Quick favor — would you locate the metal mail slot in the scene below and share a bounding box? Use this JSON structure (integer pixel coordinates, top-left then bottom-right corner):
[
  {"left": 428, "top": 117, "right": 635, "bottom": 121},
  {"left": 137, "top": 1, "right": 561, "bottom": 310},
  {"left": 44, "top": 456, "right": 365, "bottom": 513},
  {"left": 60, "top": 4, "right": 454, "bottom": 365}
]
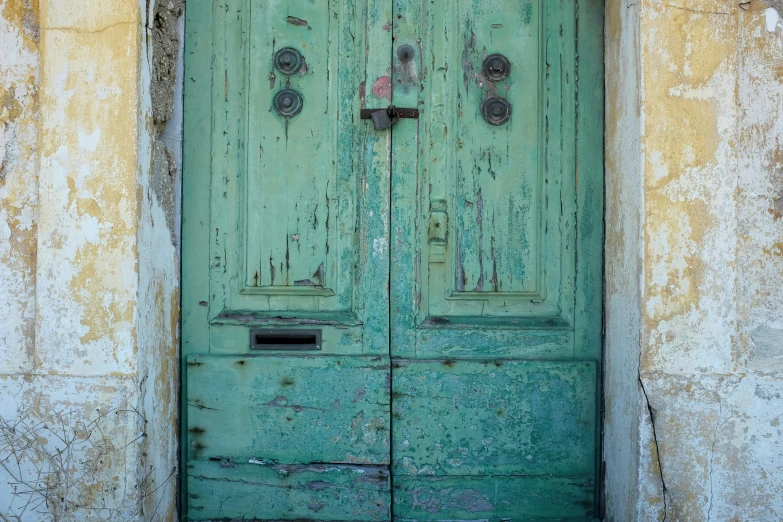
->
[{"left": 250, "top": 329, "right": 322, "bottom": 351}]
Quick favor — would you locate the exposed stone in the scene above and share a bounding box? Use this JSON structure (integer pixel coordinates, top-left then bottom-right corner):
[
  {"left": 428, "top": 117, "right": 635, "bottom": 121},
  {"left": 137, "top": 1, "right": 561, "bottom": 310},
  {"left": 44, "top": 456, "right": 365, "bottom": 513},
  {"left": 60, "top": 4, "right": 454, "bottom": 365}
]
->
[
  {"left": 150, "top": 0, "right": 185, "bottom": 126},
  {"left": 152, "top": 138, "right": 176, "bottom": 245}
]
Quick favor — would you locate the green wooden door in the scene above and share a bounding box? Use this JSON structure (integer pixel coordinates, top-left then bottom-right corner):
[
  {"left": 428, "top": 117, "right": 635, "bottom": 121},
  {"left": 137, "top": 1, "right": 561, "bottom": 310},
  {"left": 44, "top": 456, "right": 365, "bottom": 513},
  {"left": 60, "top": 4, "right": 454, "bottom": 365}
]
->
[{"left": 182, "top": 1, "right": 603, "bottom": 520}]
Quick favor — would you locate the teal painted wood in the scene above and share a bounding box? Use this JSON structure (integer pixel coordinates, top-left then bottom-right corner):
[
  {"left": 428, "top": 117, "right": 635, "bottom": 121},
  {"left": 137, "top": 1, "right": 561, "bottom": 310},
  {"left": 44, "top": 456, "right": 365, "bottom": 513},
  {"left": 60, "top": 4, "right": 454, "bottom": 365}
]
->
[
  {"left": 200, "top": 0, "right": 392, "bottom": 356},
  {"left": 188, "top": 460, "right": 390, "bottom": 521},
  {"left": 183, "top": 0, "right": 604, "bottom": 518},
  {"left": 574, "top": 0, "right": 606, "bottom": 510},
  {"left": 187, "top": 354, "right": 390, "bottom": 465},
  {"left": 393, "top": 475, "right": 595, "bottom": 521},
  {"left": 389, "top": 0, "right": 603, "bottom": 519},
  {"left": 182, "top": 0, "right": 394, "bottom": 518},
  {"left": 390, "top": 0, "right": 583, "bottom": 361},
  {"left": 181, "top": 0, "right": 214, "bottom": 512},
  {"left": 392, "top": 360, "right": 596, "bottom": 477}
]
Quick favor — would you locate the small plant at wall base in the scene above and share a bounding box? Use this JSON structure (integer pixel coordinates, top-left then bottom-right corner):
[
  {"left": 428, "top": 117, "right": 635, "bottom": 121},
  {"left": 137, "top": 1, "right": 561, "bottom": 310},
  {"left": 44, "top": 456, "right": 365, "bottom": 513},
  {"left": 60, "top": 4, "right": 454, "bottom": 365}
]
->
[{"left": 0, "top": 397, "right": 173, "bottom": 521}]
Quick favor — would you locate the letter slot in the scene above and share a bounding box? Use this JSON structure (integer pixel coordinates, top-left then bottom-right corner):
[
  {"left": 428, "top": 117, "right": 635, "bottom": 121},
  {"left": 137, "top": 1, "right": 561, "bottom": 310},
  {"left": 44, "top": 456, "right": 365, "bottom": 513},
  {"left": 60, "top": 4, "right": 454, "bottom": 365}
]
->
[{"left": 250, "top": 330, "right": 322, "bottom": 351}]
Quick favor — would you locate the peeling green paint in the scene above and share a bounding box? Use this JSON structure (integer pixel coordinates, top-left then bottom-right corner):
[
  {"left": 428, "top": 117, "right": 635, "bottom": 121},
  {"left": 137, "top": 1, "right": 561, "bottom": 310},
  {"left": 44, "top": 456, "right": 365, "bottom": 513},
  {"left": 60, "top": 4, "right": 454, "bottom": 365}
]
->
[{"left": 182, "top": 0, "right": 604, "bottom": 519}]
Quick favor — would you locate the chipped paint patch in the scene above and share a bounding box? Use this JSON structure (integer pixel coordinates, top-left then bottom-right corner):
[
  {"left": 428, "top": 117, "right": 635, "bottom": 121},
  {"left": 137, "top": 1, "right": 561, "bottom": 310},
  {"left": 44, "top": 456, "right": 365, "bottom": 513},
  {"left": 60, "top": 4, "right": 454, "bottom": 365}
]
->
[{"left": 371, "top": 75, "right": 392, "bottom": 100}]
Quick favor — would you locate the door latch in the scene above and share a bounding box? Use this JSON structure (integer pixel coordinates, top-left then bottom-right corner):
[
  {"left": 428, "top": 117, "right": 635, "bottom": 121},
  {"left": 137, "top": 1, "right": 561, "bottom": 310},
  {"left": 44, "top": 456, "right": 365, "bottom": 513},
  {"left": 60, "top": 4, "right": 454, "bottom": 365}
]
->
[{"left": 361, "top": 106, "right": 419, "bottom": 130}]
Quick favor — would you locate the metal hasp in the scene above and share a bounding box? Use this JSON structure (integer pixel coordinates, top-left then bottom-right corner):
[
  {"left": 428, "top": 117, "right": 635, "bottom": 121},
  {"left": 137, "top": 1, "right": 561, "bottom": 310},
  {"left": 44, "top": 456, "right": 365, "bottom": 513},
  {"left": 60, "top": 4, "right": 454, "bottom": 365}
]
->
[
  {"left": 482, "top": 53, "right": 511, "bottom": 82},
  {"left": 361, "top": 106, "right": 419, "bottom": 130},
  {"left": 397, "top": 44, "right": 415, "bottom": 62},
  {"left": 250, "top": 329, "right": 322, "bottom": 351},
  {"left": 273, "top": 88, "right": 303, "bottom": 118},
  {"left": 274, "top": 47, "right": 304, "bottom": 76},
  {"left": 481, "top": 96, "right": 512, "bottom": 126}
]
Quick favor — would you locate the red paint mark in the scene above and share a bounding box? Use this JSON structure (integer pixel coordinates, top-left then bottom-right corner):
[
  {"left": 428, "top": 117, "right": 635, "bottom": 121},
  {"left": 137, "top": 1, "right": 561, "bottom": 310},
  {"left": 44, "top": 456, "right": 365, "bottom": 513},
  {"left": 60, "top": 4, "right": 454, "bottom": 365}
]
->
[
  {"left": 359, "top": 81, "right": 366, "bottom": 109},
  {"left": 372, "top": 76, "right": 392, "bottom": 101},
  {"left": 383, "top": 22, "right": 391, "bottom": 31}
]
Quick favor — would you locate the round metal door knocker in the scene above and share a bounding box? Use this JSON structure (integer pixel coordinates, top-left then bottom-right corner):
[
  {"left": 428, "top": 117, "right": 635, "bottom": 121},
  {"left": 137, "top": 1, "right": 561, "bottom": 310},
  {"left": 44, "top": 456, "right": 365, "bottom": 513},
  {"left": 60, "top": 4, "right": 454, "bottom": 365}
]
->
[
  {"left": 482, "top": 53, "right": 511, "bottom": 82},
  {"left": 273, "top": 89, "right": 303, "bottom": 118},
  {"left": 274, "top": 47, "right": 304, "bottom": 76},
  {"left": 398, "top": 44, "right": 415, "bottom": 62},
  {"left": 481, "top": 96, "right": 511, "bottom": 126}
]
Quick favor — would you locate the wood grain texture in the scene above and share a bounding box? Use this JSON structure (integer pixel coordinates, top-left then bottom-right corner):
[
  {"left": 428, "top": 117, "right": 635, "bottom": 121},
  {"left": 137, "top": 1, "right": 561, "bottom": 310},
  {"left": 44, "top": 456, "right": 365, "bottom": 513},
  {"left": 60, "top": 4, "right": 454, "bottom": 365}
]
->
[
  {"left": 187, "top": 354, "right": 390, "bottom": 465},
  {"left": 393, "top": 475, "right": 596, "bottom": 520},
  {"left": 392, "top": 360, "right": 597, "bottom": 477},
  {"left": 183, "top": 0, "right": 605, "bottom": 518},
  {"left": 188, "top": 460, "right": 390, "bottom": 521},
  {"left": 390, "top": 0, "right": 583, "bottom": 360}
]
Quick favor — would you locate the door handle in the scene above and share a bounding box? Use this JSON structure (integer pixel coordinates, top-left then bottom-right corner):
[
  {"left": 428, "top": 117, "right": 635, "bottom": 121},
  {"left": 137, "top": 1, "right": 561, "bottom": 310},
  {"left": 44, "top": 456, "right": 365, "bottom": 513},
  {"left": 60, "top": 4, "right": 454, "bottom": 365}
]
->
[{"left": 361, "top": 106, "right": 419, "bottom": 130}]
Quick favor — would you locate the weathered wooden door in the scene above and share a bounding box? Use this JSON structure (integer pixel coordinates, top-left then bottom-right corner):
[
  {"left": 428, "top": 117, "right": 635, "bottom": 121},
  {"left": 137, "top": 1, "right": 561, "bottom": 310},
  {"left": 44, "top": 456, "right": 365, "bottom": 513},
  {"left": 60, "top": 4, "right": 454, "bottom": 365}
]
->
[{"left": 182, "top": 1, "right": 603, "bottom": 520}]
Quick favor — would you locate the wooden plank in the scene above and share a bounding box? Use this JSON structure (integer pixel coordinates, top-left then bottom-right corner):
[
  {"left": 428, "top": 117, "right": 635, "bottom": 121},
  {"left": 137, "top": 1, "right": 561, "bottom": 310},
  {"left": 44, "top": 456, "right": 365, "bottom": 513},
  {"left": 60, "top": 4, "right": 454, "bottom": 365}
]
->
[
  {"left": 181, "top": 0, "right": 215, "bottom": 511},
  {"left": 187, "top": 355, "right": 390, "bottom": 465},
  {"left": 392, "top": 360, "right": 596, "bottom": 477},
  {"left": 574, "top": 0, "right": 606, "bottom": 511},
  {"left": 358, "top": 0, "right": 394, "bottom": 354},
  {"left": 188, "top": 460, "right": 390, "bottom": 521},
  {"left": 573, "top": 0, "right": 605, "bottom": 359},
  {"left": 393, "top": 475, "right": 596, "bottom": 521}
]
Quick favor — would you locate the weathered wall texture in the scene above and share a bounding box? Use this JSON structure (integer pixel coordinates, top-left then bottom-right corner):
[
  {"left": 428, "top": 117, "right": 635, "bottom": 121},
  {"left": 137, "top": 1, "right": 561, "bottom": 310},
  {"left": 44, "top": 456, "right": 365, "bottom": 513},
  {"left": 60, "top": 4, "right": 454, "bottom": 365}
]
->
[
  {"left": 0, "top": 0, "right": 182, "bottom": 520},
  {"left": 605, "top": 1, "right": 783, "bottom": 520}
]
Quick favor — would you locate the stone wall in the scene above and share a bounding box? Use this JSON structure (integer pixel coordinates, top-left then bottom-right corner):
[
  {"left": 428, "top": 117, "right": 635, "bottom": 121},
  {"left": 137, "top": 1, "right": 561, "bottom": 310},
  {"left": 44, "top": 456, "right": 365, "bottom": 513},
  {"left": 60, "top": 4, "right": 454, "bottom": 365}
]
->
[
  {"left": 0, "top": 1, "right": 181, "bottom": 520},
  {"left": 605, "top": 1, "right": 783, "bottom": 519}
]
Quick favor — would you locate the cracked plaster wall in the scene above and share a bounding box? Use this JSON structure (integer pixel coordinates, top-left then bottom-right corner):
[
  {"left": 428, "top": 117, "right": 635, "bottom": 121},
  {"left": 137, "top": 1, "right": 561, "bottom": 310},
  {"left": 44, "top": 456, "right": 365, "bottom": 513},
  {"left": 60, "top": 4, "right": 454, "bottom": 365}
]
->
[
  {"left": 0, "top": 0, "right": 182, "bottom": 520},
  {"left": 605, "top": 0, "right": 783, "bottom": 520}
]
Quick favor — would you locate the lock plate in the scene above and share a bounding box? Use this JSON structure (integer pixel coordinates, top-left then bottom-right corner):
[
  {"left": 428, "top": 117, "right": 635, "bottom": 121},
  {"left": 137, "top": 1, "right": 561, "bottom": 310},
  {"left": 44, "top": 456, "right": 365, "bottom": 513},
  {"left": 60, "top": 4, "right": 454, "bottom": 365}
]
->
[{"left": 361, "top": 106, "right": 419, "bottom": 130}]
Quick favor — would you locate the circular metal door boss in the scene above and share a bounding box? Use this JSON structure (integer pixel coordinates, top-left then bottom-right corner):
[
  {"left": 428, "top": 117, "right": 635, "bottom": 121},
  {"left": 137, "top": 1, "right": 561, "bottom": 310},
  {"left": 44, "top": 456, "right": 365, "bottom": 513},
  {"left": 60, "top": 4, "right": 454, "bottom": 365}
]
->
[
  {"left": 397, "top": 44, "right": 415, "bottom": 62},
  {"left": 481, "top": 97, "right": 511, "bottom": 126},
  {"left": 274, "top": 47, "right": 304, "bottom": 76},
  {"left": 273, "top": 89, "right": 303, "bottom": 118},
  {"left": 482, "top": 53, "right": 511, "bottom": 82}
]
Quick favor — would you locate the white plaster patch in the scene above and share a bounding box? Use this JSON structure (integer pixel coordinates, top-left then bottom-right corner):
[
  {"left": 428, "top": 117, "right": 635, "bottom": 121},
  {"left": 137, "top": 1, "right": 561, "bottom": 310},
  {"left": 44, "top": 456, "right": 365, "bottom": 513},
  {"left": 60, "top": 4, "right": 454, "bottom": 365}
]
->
[
  {"left": 78, "top": 128, "right": 101, "bottom": 152},
  {"left": 765, "top": 8, "right": 781, "bottom": 33}
]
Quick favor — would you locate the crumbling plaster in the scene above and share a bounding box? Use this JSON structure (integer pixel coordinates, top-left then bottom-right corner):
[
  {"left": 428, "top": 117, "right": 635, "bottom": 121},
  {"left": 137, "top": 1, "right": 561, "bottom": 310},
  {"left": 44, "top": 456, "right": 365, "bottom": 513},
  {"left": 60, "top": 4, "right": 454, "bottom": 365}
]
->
[
  {"left": 0, "top": 0, "right": 182, "bottom": 520},
  {"left": 605, "top": 0, "right": 783, "bottom": 520}
]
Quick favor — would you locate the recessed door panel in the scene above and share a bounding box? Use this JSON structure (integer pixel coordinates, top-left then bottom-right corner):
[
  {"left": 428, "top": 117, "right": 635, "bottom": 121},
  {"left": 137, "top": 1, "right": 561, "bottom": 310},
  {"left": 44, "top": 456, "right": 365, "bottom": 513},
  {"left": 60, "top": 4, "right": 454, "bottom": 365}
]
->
[
  {"left": 392, "top": 360, "right": 596, "bottom": 477},
  {"left": 187, "top": 354, "right": 390, "bottom": 465}
]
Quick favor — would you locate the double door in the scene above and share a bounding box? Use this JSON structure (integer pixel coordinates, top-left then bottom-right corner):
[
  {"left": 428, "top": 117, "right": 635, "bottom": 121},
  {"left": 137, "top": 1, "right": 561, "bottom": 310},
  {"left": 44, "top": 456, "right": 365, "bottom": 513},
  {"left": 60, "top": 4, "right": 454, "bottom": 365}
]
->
[{"left": 182, "top": 1, "right": 603, "bottom": 520}]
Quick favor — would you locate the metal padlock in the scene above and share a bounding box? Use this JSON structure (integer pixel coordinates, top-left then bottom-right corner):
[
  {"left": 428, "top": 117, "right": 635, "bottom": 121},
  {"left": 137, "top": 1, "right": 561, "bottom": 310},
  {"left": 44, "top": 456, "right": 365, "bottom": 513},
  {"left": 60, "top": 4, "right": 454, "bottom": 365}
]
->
[{"left": 370, "top": 109, "right": 393, "bottom": 130}]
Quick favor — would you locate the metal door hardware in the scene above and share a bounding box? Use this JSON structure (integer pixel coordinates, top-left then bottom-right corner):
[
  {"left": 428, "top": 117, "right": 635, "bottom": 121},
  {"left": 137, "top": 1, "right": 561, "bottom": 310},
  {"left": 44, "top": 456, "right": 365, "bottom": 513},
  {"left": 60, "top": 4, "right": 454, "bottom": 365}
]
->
[
  {"left": 398, "top": 44, "right": 415, "bottom": 62},
  {"left": 273, "top": 89, "right": 303, "bottom": 117},
  {"left": 482, "top": 53, "right": 511, "bottom": 82},
  {"left": 274, "top": 47, "right": 304, "bottom": 75},
  {"left": 361, "top": 106, "right": 420, "bottom": 130},
  {"left": 250, "top": 329, "right": 322, "bottom": 351},
  {"left": 481, "top": 96, "right": 512, "bottom": 126}
]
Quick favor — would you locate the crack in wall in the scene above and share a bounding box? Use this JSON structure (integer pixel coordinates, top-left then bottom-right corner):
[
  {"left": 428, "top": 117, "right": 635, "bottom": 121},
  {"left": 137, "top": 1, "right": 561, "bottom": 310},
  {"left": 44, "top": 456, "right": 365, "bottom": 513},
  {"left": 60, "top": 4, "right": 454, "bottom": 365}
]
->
[{"left": 638, "top": 371, "right": 669, "bottom": 522}]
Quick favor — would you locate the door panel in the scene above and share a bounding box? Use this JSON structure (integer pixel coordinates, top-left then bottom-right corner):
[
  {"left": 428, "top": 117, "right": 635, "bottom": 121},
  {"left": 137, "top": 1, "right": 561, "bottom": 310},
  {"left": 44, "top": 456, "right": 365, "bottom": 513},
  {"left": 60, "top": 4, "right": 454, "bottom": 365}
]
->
[
  {"left": 392, "top": 360, "right": 596, "bottom": 477},
  {"left": 391, "top": 0, "right": 578, "bottom": 355},
  {"left": 187, "top": 354, "right": 390, "bottom": 465},
  {"left": 200, "top": 0, "right": 392, "bottom": 355},
  {"left": 182, "top": 0, "right": 393, "bottom": 519},
  {"left": 390, "top": 0, "right": 602, "bottom": 520}
]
